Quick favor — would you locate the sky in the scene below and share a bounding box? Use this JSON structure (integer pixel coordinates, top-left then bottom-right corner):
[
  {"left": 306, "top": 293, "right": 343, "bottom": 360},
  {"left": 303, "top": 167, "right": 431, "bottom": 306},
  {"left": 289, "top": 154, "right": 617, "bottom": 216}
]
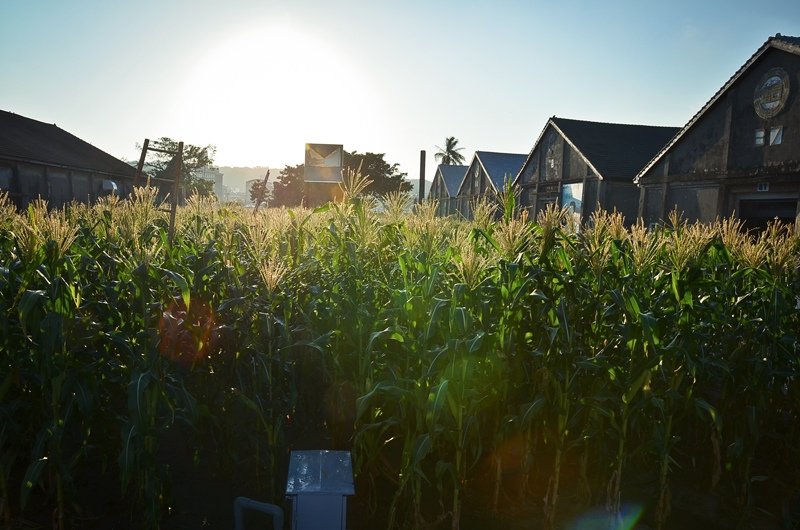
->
[{"left": 2, "top": 0, "right": 799, "bottom": 190}]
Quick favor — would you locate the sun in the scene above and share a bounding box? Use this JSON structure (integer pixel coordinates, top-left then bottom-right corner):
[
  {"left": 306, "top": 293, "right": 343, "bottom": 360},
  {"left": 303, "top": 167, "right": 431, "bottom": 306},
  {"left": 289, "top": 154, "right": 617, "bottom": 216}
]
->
[{"left": 174, "top": 24, "right": 381, "bottom": 166}]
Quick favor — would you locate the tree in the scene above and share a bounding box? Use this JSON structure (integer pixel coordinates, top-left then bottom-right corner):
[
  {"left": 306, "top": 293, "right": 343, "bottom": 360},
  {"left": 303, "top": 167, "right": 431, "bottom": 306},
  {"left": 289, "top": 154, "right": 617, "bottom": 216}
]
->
[
  {"left": 343, "top": 151, "right": 411, "bottom": 196},
  {"left": 141, "top": 137, "right": 217, "bottom": 197},
  {"left": 270, "top": 164, "right": 304, "bottom": 207},
  {"left": 269, "top": 152, "right": 411, "bottom": 207},
  {"left": 434, "top": 136, "right": 465, "bottom": 166}
]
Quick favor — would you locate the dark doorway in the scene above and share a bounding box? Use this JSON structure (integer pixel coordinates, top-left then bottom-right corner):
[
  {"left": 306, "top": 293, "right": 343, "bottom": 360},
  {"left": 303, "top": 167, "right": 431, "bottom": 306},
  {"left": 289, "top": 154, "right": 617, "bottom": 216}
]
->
[{"left": 738, "top": 198, "right": 798, "bottom": 231}]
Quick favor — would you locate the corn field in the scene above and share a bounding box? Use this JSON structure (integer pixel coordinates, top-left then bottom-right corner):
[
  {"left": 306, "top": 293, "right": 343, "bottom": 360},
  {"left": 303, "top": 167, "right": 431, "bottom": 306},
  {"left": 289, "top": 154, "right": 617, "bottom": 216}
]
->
[{"left": 1, "top": 186, "right": 799, "bottom": 529}]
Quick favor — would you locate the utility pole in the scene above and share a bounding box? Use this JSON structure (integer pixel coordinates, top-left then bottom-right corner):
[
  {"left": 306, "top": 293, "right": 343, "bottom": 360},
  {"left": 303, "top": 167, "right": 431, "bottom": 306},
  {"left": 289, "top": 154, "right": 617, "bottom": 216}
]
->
[{"left": 418, "top": 150, "right": 426, "bottom": 204}]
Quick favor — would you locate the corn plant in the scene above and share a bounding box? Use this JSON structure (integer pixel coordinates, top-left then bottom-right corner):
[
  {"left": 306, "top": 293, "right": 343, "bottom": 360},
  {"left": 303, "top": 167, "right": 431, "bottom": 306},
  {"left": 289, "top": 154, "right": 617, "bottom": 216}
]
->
[{"left": 1, "top": 187, "right": 798, "bottom": 530}]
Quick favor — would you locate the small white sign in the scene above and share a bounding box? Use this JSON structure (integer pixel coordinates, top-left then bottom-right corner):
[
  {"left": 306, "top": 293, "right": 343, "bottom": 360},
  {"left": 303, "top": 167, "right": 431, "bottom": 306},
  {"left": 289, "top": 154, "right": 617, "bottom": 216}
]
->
[{"left": 756, "top": 183, "right": 769, "bottom": 192}]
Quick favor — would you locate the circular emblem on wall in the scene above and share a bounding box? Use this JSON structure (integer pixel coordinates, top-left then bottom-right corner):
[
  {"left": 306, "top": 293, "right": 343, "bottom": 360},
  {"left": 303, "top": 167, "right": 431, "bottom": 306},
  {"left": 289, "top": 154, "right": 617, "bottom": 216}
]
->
[{"left": 753, "top": 67, "right": 790, "bottom": 119}]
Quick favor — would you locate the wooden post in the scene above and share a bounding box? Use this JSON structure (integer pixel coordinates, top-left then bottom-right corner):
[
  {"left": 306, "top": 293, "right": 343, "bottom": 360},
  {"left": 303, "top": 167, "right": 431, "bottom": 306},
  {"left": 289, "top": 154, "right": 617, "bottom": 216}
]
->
[
  {"left": 134, "top": 138, "right": 149, "bottom": 187},
  {"left": 168, "top": 142, "right": 183, "bottom": 246},
  {"left": 418, "top": 150, "right": 426, "bottom": 203}
]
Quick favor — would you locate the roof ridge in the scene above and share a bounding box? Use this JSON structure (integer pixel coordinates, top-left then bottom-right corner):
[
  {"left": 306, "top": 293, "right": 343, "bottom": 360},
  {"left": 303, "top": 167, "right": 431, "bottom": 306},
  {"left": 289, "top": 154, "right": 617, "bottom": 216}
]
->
[
  {"left": 1, "top": 109, "right": 61, "bottom": 129},
  {"left": 635, "top": 33, "right": 800, "bottom": 182},
  {"left": 475, "top": 150, "right": 526, "bottom": 156},
  {"left": 0, "top": 109, "right": 135, "bottom": 177},
  {"left": 552, "top": 116, "right": 679, "bottom": 129}
]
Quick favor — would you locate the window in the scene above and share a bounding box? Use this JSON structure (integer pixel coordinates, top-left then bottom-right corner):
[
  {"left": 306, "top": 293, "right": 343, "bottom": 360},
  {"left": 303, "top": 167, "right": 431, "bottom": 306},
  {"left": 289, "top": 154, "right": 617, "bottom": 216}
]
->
[
  {"left": 755, "top": 129, "right": 765, "bottom": 146},
  {"left": 769, "top": 126, "right": 783, "bottom": 145}
]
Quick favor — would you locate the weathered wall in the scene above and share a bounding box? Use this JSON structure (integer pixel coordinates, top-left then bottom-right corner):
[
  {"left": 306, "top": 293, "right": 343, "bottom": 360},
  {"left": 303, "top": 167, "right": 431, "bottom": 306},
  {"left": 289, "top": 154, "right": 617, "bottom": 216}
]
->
[
  {"left": 72, "top": 172, "right": 93, "bottom": 203},
  {"left": 666, "top": 184, "right": 720, "bottom": 223},
  {"left": 47, "top": 168, "right": 70, "bottom": 208},
  {"left": 638, "top": 46, "right": 800, "bottom": 224},
  {"left": 583, "top": 179, "right": 599, "bottom": 220},
  {"left": 728, "top": 49, "right": 800, "bottom": 174},
  {"left": 518, "top": 124, "right": 593, "bottom": 217},
  {"left": 640, "top": 186, "right": 664, "bottom": 226},
  {"left": 605, "top": 181, "right": 640, "bottom": 224},
  {"left": 0, "top": 166, "right": 12, "bottom": 191},
  {"left": 518, "top": 150, "right": 539, "bottom": 186},
  {"left": 563, "top": 140, "right": 591, "bottom": 181},
  {"left": 643, "top": 48, "right": 800, "bottom": 182},
  {"left": 542, "top": 129, "right": 563, "bottom": 182},
  {"left": 18, "top": 164, "right": 46, "bottom": 207}
]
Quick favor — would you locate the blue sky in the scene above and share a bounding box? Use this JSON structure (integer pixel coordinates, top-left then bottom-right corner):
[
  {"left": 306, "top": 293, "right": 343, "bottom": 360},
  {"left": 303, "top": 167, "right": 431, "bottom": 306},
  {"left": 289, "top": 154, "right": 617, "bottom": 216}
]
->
[{"left": 1, "top": 0, "right": 799, "bottom": 189}]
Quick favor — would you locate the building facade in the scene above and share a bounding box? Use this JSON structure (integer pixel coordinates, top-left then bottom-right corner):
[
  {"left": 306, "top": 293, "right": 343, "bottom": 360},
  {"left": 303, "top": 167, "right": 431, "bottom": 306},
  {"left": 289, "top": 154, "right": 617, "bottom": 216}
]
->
[
  {"left": 428, "top": 164, "right": 467, "bottom": 216},
  {"left": 516, "top": 117, "right": 679, "bottom": 225},
  {"left": 456, "top": 151, "right": 526, "bottom": 219},
  {"left": 0, "top": 110, "right": 139, "bottom": 208},
  {"left": 637, "top": 34, "right": 800, "bottom": 229},
  {"left": 195, "top": 165, "right": 225, "bottom": 199}
]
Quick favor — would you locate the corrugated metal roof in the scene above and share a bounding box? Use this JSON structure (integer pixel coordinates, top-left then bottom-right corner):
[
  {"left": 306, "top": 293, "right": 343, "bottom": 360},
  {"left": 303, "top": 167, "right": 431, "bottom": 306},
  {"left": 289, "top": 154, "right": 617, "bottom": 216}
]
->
[
  {"left": 437, "top": 164, "right": 468, "bottom": 196},
  {"left": 550, "top": 117, "right": 680, "bottom": 180},
  {"left": 636, "top": 33, "right": 800, "bottom": 182},
  {"left": 0, "top": 110, "right": 135, "bottom": 177},
  {"left": 475, "top": 151, "right": 527, "bottom": 191}
]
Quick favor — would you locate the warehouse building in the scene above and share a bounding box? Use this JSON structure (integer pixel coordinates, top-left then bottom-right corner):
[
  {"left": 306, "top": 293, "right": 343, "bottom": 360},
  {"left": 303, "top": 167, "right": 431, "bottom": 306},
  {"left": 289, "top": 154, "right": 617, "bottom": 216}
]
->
[
  {"left": 636, "top": 34, "right": 800, "bottom": 229},
  {"left": 515, "top": 117, "right": 679, "bottom": 225},
  {"left": 429, "top": 164, "right": 467, "bottom": 216},
  {"left": 456, "top": 151, "right": 526, "bottom": 219},
  {"left": 0, "top": 110, "right": 138, "bottom": 208}
]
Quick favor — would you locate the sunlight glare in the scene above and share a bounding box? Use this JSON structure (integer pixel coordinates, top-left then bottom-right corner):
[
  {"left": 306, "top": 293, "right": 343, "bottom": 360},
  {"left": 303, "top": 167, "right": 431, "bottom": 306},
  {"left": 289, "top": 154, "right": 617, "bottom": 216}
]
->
[{"left": 175, "top": 25, "right": 381, "bottom": 166}]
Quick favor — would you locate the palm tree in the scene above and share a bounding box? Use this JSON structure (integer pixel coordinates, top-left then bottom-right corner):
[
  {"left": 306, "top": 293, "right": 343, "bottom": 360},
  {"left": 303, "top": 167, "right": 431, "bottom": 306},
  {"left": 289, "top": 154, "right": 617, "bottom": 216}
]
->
[{"left": 435, "top": 136, "right": 465, "bottom": 165}]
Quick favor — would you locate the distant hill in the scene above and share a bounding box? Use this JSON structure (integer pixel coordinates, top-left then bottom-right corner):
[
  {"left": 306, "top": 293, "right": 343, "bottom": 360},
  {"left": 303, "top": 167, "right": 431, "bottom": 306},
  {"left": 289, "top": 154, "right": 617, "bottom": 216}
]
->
[{"left": 407, "top": 179, "right": 433, "bottom": 200}]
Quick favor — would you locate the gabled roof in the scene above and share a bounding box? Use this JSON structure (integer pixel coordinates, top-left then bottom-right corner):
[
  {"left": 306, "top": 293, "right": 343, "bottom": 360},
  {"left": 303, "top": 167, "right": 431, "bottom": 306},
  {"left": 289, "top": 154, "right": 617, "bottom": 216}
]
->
[
  {"left": 635, "top": 33, "right": 800, "bottom": 183},
  {"left": 0, "top": 110, "right": 135, "bottom": 178},
  {"left": 435, "top": 164, "right": 468, "bottom": 197},
  {"left": 457, "top": 151, "right": 526, "bottom": 195},
  {"left": 539, "top": 117, "right": 679, "bottom": 181}
]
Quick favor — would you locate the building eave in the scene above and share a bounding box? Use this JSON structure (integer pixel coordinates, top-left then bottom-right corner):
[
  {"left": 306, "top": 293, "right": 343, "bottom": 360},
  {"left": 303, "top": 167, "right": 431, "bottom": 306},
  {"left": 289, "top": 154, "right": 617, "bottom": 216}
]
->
[{"left": 635, "top": 34, "right": 800, "bottom": 184}]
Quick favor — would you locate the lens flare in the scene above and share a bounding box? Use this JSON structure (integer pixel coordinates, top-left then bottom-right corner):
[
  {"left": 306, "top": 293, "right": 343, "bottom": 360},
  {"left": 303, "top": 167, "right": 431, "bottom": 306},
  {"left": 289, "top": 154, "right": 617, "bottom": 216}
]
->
[
  {"left": 157, "top": 298, "right": 216, "bottom": 366},
  {"left": 567, "top": 503, "right": 644, "bottom": 530}
]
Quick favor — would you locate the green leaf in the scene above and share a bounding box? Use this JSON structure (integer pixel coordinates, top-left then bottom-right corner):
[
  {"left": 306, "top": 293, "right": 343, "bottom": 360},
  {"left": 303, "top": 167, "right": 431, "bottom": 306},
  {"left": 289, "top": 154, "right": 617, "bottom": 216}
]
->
[
  {"left": 626, "top": 295, "right": 641, "bottom": 318},
  {"left": 162, "top": 268, "right": 190, "bottom": 309},
  {"left": 20, "top": 457, "right": 48, "bottom": 509},
  {"left": 218, "top": 296, "right": 246, "bottom": 312},
  {"left": 425, "top": 298, "right": 449, "bottom": 341},
  {"left": 356, "top": 383, "right": 386, "bottom": 423},
  {"left": 694, "top": 398, "right": 721, "bottom": 432},
  {"left": 671, "top": 271, "right": 681, "bottom": 303},
  {"left": 641, "top": 312, "right": 660, "bottom": 346},
  {"left": 520, "top": 398, "right": 545, "bottom": 427},
  {"left": 467, "top": 331, "right": 484, "bottom": 354},
  {"left": 530, "top": 288, "right": 549, "bottom": 303},
  {"left": 451, "top": 307, "right": 471, "bottom": 335},
  {"left": 367, "top": 327, "right": 392, "bottom": 353},
  {"left": 429, "top": 380, "right": 449, "bottom": 427},
  {"left": 236, "top": 391, "right": 260, "bottom": 413},
  {"left": 119, "top": 424, "right": 137, "bottom": 492},
  {"left": 412, "top": 434, "right": 431, "bottom": 466},
  {"left": 18, "top": 289, "right": 46, "bottom": 331},
  {"left": 623, "top": 368, "right": 651, "bottom": 405},
  {"left": 127, "top": 371, "right": 153, "bottom": 421},
  {"left": 472, "top": 227, "right": 500, "bottom": 252}
]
